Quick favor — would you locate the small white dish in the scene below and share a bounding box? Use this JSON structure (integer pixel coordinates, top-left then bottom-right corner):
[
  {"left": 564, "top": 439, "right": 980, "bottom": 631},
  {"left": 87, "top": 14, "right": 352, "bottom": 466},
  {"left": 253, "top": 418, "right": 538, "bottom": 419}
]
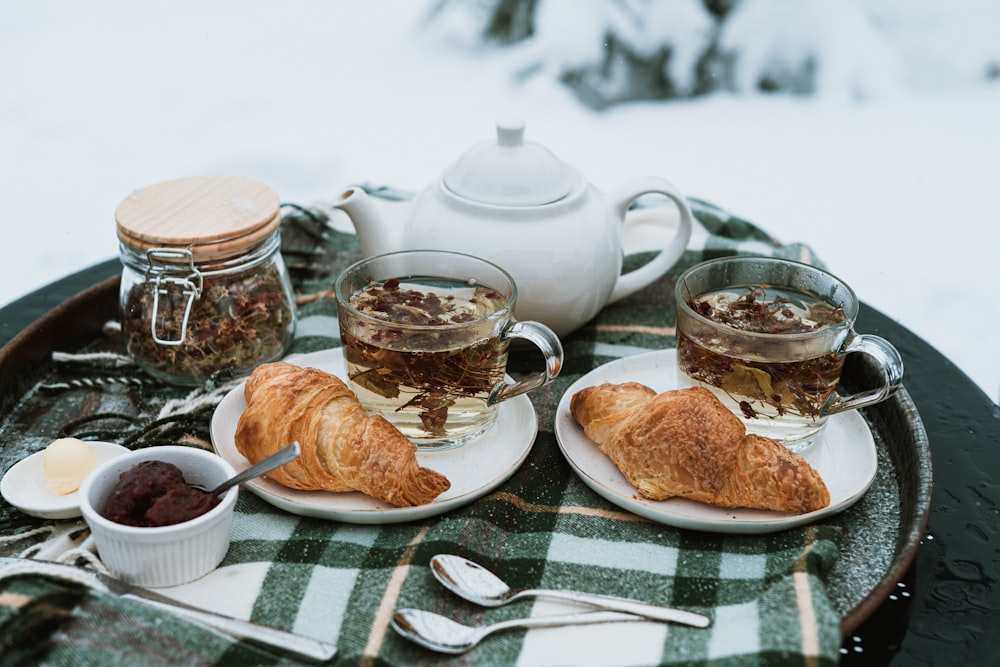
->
[
  {"left": 209, "top": 347, "right": 538, "bottom": 524},
  {"left": 79, "top": 445, "right": 238, "bottom": 588},
  {"left": 1, "top": 441, "right": 129, "bottom": 519},
  {"left": 554, "top": 349, "right": 878, "bottom": 534}
]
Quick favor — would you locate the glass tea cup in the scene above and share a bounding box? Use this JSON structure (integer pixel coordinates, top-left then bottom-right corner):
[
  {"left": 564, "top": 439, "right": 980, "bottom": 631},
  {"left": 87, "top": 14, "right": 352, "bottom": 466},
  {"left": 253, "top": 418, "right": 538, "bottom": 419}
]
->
[
  {"left": 674, "top": 256, "right": 903, "bottom": 452},
  {"left": 335, "top": 250, "right": 563, "bottom": 450}
]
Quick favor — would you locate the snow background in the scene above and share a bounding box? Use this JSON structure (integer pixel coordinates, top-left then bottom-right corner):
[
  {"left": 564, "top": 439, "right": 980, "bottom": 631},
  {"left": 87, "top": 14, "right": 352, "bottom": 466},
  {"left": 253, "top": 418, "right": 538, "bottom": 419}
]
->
[{"left": 1, "top": 0, "right": 998, "bottom": 402}]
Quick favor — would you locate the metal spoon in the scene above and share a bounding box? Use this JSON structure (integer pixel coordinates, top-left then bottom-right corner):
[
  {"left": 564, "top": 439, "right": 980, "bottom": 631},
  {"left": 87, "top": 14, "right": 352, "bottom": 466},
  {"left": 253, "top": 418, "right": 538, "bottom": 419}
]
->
[
  {"left": 206, "top": 441, "right": 301, "bottom": 496},
  {"left": 430, "top": 554, "right": 710, "bottom": 628},
  {"left": 392, "top": 608, "right": 642, "bottom": 654}
]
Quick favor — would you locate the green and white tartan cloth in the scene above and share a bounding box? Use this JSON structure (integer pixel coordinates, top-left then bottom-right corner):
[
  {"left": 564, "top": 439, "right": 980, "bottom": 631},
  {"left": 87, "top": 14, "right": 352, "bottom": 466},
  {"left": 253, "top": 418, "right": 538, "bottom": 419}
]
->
[{"left": 0, "top": 196, "right": 843, "bottom": 666}]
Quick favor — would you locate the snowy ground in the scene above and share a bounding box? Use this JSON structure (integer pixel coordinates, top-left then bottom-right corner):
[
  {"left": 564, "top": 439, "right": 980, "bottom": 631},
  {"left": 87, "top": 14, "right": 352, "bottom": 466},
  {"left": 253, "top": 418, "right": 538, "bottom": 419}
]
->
[{"left": 1, "top": 1, "right": 998, "bottom": 402}]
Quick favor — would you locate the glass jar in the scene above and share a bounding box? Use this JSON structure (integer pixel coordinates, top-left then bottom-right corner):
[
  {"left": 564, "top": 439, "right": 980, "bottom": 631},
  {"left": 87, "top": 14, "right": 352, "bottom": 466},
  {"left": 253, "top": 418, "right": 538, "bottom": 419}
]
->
[{"left": 116, "top": 176, "right": 296, "bottom": 386}]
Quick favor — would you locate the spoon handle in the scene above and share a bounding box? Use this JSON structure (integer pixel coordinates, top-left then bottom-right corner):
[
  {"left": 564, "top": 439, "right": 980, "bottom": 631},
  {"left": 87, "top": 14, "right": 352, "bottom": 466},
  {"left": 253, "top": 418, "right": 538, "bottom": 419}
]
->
[
  {"left": 210, "top": 441, "right": 301, "bottom": 496},
  {"left": 122, "top": 594, "right": 337, "bottom": 663},
  {"left": 482, "top": 610, "right": 643, "bottom": 639},
  {"left": 514, "top": 589, "right": 711, "bottom": 628}
]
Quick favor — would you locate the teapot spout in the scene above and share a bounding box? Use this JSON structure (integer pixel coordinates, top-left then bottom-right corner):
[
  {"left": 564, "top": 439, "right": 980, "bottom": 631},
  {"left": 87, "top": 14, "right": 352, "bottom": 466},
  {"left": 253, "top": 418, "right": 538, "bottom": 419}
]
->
[{"left": 331, "top": 186, "right": 402, "bottom": 256}]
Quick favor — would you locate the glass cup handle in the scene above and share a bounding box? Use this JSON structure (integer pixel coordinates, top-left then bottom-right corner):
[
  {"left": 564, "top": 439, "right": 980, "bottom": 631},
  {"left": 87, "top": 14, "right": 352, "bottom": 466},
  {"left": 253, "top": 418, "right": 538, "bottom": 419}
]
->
[
  {"left": 488, "top": 320, "right": 564, "bottom": 405},
  {"left": 825, "top": 333, "right": 904, "bottom": 415}
]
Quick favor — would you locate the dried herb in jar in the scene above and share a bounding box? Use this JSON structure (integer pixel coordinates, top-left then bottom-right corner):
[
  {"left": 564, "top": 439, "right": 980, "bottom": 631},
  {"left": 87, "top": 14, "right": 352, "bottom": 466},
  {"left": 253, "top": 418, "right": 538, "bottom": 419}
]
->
[{"left": 122, "top": 263, "right": 293, "bottom": 382}]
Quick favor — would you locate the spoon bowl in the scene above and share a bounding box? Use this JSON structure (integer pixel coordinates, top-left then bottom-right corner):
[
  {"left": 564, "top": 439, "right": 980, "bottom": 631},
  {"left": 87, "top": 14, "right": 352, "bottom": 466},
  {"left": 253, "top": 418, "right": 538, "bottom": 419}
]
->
[{"left": 430, "top": 554, "right": 710, "bottom": 628}]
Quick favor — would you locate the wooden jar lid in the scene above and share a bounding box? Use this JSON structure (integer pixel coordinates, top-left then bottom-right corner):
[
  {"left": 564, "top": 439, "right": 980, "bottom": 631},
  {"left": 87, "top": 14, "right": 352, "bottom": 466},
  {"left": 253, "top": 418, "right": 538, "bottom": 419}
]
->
[{"left": 116, "top": 176, "right": 281, "bottom": 262}]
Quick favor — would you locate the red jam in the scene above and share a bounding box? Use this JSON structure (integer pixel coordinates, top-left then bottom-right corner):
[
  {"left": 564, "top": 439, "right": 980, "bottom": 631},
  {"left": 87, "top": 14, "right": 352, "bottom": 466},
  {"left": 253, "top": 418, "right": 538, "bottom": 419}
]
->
[{"left": 102, "top": 460, "right": 220, "bottom": 527}]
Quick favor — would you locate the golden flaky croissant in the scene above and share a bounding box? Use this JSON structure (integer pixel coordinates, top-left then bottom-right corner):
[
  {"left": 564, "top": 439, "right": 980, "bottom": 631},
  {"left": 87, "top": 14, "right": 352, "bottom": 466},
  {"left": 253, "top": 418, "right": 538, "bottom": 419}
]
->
[
  {"left": 570, "top": 383, "right": 829, "bottom": 513},
  {"left": 234, "top": 361, "right": 450, "bottom": 507}
]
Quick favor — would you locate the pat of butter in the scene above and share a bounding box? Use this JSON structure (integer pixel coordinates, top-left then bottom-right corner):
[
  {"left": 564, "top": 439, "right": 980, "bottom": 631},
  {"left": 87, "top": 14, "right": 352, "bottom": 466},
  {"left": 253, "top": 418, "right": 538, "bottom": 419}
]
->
[{"left": 42, "top": 438, "right": 97, "bottom": 495}]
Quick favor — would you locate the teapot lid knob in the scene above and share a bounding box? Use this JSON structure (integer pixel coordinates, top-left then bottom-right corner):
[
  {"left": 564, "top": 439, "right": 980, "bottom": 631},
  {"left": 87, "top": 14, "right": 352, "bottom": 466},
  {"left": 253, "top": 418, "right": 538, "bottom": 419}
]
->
[
  {"left": 496, "top": 117, "right": 525, "bottom": 147},
  {"left": 443, "top": 117, "right": 576, "bottom": 207}
]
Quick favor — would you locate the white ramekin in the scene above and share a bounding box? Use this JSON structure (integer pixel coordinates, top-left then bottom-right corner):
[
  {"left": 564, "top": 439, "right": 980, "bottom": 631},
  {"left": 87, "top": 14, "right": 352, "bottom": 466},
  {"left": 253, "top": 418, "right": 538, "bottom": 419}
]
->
[{"left": 79, "top": 445, "right": 238, "bottom": 588}]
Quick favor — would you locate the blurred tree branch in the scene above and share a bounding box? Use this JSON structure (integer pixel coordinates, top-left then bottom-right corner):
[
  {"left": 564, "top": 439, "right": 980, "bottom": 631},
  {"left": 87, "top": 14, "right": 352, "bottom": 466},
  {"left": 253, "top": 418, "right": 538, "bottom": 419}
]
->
[{"left": 426, "top": 0, "right": 1000, "bottom": 108}]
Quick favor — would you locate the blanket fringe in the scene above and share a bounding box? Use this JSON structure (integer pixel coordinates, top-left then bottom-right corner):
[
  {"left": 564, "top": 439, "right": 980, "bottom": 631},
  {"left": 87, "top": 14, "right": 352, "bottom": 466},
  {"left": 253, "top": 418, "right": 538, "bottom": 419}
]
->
[{"left": 0, "top": 522, "right": 103, "bottom": 569}]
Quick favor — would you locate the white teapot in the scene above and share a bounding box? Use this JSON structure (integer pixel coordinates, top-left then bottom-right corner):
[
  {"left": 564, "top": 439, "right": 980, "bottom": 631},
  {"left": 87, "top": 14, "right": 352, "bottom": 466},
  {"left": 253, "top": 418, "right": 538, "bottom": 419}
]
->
[{"left": 330, "top": 118, "right": 693, "bottom": 337}]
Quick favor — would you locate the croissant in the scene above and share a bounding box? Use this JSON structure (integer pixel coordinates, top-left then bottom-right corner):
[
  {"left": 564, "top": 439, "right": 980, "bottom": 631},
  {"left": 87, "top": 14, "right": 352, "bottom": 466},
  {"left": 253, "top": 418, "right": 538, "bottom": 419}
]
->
[
  {"left": 570, "top": 383, "right": 829, "bottom": 513},
  {"left": 234, "top": 361, "right": 450, "bottom": 507}
]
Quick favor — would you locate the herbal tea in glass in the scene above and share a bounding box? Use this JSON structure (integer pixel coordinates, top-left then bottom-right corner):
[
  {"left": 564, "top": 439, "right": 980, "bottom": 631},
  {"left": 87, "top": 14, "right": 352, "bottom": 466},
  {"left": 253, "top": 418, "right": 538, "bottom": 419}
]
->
[
  {"left": 341, "top": 277, "right": 507, "bottom": 445},
  {"left": 676, "top": 285, "right": 847, "bottom": 448},
  {"left": 336, "top": 251, "right": 563, "bottom": 450},
  {"left": 675, "top": 257, "right": 904, "bottom": 451}
]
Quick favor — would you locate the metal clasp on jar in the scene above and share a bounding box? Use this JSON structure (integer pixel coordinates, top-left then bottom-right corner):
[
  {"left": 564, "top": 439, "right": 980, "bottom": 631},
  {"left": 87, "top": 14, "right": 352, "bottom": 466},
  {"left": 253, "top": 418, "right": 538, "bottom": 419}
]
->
[{"left": 144, "top": 248, "right": 204, "bottom": 346}]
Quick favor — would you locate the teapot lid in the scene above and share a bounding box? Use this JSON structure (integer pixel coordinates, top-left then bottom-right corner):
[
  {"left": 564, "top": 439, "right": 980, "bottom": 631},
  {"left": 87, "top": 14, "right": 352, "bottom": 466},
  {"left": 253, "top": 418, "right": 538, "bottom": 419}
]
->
[{"left": 443, "top": 118, "right": 576, "bottom": 206}]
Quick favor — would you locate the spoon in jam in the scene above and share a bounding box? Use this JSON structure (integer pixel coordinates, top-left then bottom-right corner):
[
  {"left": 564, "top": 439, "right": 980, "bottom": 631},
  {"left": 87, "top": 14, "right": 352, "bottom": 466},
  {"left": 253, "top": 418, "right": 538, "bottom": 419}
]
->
[{"left": 206, "top": 441, "right": 301, "bottom": 497}]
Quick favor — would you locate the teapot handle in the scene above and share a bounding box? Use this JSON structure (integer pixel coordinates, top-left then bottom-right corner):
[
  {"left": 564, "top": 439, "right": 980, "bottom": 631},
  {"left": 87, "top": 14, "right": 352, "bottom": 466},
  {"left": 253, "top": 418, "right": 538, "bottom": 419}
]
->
[{"left": 606, "top": 176, "right": 693, "bottom": 304}]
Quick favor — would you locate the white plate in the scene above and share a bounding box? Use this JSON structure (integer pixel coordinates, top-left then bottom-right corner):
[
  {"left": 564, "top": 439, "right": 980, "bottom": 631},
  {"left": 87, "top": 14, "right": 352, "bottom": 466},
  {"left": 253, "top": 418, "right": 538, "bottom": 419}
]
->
[
  {"left": 210, "top": 347, "right": 537, "bottom": 524},
  {"left": 1, "top": 441, "right": 130, "bottom": 519},
  {"left": 554, "top": 350, "right": 878, "bottom": 534}
]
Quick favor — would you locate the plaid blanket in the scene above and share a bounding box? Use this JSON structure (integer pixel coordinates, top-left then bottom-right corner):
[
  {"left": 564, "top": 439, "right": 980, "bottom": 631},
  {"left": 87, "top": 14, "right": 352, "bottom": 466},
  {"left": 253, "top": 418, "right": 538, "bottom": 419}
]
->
[{"left": 0, "top": 196, "right": 844, "bottom": 666}]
